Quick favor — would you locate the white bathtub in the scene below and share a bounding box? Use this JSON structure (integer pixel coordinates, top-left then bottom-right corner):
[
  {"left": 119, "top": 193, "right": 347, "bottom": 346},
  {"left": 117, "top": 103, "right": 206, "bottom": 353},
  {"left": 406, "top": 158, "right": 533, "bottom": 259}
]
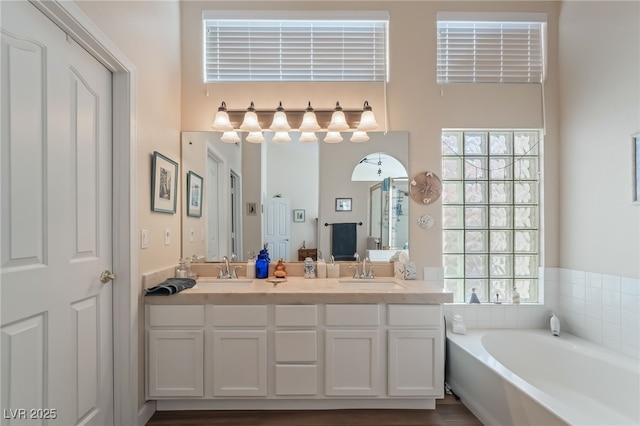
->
[{"left": 446, "top": 329, "right": 640, "bottom": 426}]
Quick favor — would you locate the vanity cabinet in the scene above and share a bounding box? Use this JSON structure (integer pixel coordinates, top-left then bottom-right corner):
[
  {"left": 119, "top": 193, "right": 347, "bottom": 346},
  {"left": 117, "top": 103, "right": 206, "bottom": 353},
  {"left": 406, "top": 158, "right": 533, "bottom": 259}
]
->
[
  {"left": 146, "top": 305, "right": 205, "bottom": 398},
  {"left": 146, "top": 302, "right": 445, "bottom": 406}
]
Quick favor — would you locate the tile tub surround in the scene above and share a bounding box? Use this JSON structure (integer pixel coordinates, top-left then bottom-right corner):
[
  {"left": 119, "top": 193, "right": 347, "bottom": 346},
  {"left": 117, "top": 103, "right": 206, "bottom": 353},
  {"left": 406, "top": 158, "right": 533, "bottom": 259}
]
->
[{"left": 441, "top": 267, "right": 639, "bottom": 360}]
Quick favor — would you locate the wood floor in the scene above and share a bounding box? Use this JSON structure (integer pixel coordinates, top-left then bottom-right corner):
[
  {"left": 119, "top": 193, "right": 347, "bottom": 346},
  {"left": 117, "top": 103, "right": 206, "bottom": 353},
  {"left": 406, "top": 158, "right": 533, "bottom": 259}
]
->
[{"left": 145, "top": 395, "right": 482, "bottom": 426}]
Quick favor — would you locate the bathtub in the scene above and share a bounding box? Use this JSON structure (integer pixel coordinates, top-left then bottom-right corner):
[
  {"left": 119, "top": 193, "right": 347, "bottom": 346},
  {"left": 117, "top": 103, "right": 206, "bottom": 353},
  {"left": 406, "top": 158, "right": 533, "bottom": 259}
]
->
[{"left": 446, "top": 329, "right": 640, "bottom": 426}]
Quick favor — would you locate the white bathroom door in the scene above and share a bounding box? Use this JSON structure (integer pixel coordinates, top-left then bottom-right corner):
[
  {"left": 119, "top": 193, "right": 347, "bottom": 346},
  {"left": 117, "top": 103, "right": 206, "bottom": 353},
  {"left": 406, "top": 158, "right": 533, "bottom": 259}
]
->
[
  {"left": 263, "top": 197, "right": 291, "bottom": 260},
  {"left": 1, "top": 2, "right": 114, "bottom": 425},
  {"left": 207, "top": 153, "right": 221, "bottom": 260}
]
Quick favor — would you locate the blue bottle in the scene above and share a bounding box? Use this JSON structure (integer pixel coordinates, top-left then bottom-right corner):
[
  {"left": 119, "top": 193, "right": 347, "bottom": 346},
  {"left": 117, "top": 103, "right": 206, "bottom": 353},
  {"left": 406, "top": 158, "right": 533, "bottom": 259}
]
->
[{"left": 255, "top": 248, "right": 270, "bottom": 279}]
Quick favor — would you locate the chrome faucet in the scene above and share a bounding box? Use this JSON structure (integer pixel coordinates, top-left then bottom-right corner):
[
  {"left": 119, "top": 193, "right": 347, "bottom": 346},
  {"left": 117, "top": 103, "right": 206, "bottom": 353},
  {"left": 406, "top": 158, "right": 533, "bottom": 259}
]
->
[
  {"left": 350, "top": 257, "right": 375, "bottom": 279},
  {"left": 218, "top": 255, "right": 237, "bottom": 279}
]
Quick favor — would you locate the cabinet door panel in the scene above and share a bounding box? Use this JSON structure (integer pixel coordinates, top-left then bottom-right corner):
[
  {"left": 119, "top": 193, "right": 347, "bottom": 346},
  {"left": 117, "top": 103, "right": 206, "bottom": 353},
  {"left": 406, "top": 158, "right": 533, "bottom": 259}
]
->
[
  {"left": 325, "top": 330, "right": 379, "bottom": 396},
  {"left": 388, "top": 329, "right": 442, "bottom": 396},
  {"left": 212, "top": 330, "right": 267, "bottom": 396},
  {"left": 148, "top": 330, "right": 204, "bottom": 397}
]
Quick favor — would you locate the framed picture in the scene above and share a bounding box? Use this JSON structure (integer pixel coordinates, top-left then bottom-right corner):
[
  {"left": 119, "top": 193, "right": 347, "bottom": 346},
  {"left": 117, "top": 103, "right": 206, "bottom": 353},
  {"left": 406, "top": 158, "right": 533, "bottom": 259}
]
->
[
  {"left": 151, "top": 151, "right": 178, "bottom": 214},
  {"left": 634, "top": 133, "right": 640, "bottom": 205},
  {"left": 293, "top": 209, "right": 305, "bottom": 222},
  {"left": 246, "top": 202, "right": 257, "bottom": 216},
  {"left": 335, "top": 197, "right": 352, "bottom": 212},
  {"left": 186, "top": 171, "right": 203, "bottom": 217}
]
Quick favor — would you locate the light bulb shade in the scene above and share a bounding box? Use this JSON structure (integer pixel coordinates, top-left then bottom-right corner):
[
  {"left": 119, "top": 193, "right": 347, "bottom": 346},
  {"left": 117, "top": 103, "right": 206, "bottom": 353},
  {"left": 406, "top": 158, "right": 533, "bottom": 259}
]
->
[
  {"left": 272, "top": 131, "right": 292, "bottom": 143},
  {"left": 269, "top": 102, "right": 291, "bottom": 132},
  {"left": 350, "top": 131, "right": 369, "bottom": 143},
  {"left": 240, "top": 103, "right": 261, "bottom": 132},
  {"left": 328, "top": 101, "right": 349, "bottom": 131},
  {"left": 357, "top": 102, "right": 379, "bottom": 131},
  {"left": 299, "top": 132, "right": 318, "bottom": 143},
  {"left": 324, "top": 131, "right": 343, "bottom": 144},
  {"left": 246, "top": 131, "right": 265, "bottom": 144},
  {"left": 221, "top": 131, "right": 240, "bottom": 143},
  {"left": 212, "top": 110, "right": 233, "bottom": 131},
  {"left": 299, "top": 111, "right": 321, "bottom": 132}
]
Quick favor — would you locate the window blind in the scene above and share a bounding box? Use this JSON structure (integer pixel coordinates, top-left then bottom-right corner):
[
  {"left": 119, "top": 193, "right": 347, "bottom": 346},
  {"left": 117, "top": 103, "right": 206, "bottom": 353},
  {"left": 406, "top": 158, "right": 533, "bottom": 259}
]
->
[
  {"left": 204, "top": 19, "right": 388, "bottom": 82},
  {"left": 437, "top": 20, "right": 545, "bottom": 84}
]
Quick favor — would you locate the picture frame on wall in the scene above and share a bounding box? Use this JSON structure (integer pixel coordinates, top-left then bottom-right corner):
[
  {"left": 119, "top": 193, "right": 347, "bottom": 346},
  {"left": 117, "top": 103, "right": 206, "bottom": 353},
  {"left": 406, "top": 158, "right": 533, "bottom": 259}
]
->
[
  {"left": 151, "top": 151, "right": 178, "bottom": 214},
  {"left": 186, "top": 171, "right": 203, "bottom": 217},
  {"left": 293, "top": 209, "right": 305, "bottom": 222},
  {"left": 335, "top": 197, "right": 352, "bottom": 212}
]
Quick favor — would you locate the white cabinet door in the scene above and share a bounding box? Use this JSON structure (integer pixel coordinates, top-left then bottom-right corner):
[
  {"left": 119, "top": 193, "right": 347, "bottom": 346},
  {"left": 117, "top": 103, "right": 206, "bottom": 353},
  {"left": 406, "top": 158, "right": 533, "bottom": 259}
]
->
[
  {"left": 212, "top": 330, "right": 267, "bottom": 396},
  {"left": 148, "top": 330, "right": 204, "bottom": 398},
  {"left": 388, "top": 329, "right": 442, "bottom": 397},
  {"left": 325, "top": 330, "right": 379, "bottom": 396}
]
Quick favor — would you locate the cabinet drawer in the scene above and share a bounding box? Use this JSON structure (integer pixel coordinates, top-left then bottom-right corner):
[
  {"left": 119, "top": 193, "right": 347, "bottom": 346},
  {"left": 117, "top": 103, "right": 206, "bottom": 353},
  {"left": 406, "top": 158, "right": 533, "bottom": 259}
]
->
[
  {"left": 387, "top": 305, "right": 441, "bottom": 327},
  {"left": 210, "top": 305, "right": 268, "bottom": 326},
  {"left": 326, "top": 304, "right": 379, "bottom": 326},
  {"left": 275, "top": 331, "right": 317, "bottom": 362},
  {"left": 276, "top": 365, "right": 317, "bottom": 395},
  {"left": 275, "top": 305, "right": 317, "bottom": 327},
  {"left": 148, "top": 305, "right": 205, "bottom": 327}
]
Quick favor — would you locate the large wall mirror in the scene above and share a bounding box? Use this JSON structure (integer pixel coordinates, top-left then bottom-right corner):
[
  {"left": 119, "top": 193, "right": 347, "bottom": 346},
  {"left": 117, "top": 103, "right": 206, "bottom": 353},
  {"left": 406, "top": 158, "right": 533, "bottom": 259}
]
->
[{"left": 181, "top": 131, "right": 409, "bottom": 262}]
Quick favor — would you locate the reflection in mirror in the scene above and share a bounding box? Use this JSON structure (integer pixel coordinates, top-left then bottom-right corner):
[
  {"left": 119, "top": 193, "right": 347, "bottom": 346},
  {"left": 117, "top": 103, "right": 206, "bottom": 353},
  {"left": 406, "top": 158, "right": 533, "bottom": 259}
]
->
[{"left": 181, "top": 131, "right": 408, "bottom": 263}]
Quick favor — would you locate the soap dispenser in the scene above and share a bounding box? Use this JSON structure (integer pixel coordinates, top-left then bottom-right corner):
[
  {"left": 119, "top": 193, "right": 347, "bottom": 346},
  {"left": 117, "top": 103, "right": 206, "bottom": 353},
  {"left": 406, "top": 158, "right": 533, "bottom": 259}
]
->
[
  {"left": 511, "top": 285, "right": 520, "bottom": 304},
  {"left": 175, "top": 258, "right": 188, "bottom": 278}
]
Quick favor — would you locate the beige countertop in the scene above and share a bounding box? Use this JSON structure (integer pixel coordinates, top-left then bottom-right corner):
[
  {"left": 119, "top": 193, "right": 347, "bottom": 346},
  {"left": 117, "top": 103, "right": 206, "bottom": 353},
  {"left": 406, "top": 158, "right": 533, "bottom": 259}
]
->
[{"left": 144, "top": 276, "right": 453, "bottom": 305}]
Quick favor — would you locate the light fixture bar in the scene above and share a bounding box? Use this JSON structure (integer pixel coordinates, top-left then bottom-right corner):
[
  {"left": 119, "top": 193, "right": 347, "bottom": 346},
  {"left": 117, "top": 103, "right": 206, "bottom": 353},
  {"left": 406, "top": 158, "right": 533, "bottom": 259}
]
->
[{"left": 219, "top": 104, "right": 375, "bottom": 131}]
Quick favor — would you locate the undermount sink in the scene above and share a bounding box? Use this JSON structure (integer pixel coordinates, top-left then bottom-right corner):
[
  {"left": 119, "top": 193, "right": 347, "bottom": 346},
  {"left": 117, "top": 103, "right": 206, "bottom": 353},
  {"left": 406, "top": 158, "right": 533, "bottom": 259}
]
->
[{"left": 338, "top": 279, "right": 405, "bottom": 290}]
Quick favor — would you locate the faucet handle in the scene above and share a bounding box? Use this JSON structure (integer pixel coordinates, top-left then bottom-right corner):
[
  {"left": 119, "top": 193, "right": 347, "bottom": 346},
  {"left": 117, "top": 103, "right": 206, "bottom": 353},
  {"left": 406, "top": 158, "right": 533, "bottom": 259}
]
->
[
  {"left": 232, "top": 265, "right": 242, "bottom": 279},
  {"left": 367, "top": 266, "right": 376, "bottom": 279}
]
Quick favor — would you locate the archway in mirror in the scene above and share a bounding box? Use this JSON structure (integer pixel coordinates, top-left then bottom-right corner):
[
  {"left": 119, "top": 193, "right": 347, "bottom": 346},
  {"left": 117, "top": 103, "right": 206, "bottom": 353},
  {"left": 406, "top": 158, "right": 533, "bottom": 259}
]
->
[{"left": 351, "top": 152, "right": 409, "bottom": 262}]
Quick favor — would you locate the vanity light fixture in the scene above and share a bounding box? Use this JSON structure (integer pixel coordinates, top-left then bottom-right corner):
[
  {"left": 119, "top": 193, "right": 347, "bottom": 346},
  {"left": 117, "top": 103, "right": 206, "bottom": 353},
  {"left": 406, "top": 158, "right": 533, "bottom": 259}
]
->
[
  {"left": 221, "top": 131, "right": 240, "bottom": 143},
  {"left": 211, "top": 101, "right": 233, "bottom": 131},
  {"left": 269, "top": 102, "right": 291, "bottom": 132},
  {"left": 357, "top": 101, "right": 379, "bottom": 131},
  {"left": 327, "top": 102, "right": 350, "bottom": 132},
  {"left": 239, "top": 102, "right": 261, "bottom": 132},
  {"left": 299, "top": 102, "right": 321, "bottom": 132},
  {"left": 210, "top": 101, "right": 380, "bottom": 141}
]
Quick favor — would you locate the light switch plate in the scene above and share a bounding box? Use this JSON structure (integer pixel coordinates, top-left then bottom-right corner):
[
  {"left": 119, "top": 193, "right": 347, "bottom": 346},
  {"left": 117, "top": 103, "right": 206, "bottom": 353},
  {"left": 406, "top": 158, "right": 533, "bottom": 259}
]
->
[
  {"left": 189, "top": 228, "right": 195, "bottom": 243},
  {"left": 164, "top": 228, "right": 171, "bottom": 246},
  {"left": 140, "top": 229, "right": 149, "bottom": 249}
]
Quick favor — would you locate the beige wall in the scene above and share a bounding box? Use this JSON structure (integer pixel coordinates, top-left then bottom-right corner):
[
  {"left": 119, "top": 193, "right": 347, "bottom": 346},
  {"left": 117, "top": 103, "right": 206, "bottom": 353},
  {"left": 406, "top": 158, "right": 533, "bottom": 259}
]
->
[
  {"left": 180, "top": 1, "right": 562, "bottom": 273},
  {"left": 75, "top": 0, "right": 182, "bottom": 409},
  {"left": 558, "top": 1, "right": 640, "bottom": 278}
]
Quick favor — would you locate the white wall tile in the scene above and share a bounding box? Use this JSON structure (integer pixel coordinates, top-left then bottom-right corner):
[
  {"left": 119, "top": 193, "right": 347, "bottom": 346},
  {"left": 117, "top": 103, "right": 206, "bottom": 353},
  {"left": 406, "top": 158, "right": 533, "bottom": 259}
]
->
[
  {"left": 621, "top": 277, "right": 640, "bottom": 296},
  {"left": 602, "top": 274, "right": 621, "bottom": 292}
]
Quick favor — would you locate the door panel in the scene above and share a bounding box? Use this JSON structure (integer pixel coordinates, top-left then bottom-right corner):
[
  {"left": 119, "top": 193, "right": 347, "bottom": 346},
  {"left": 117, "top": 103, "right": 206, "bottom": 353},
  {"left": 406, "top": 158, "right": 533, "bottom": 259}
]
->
[
  {"left": 263, "top": 197, "right": 291, "bottom": 260},
  {"left": 1, "top": 2, "right": 113, "bottom": 424}
]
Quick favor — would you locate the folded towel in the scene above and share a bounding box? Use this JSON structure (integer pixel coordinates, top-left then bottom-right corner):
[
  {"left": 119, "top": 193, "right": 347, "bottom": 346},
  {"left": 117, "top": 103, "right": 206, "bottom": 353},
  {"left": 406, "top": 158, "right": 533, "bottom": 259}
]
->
[{"left": 144, "top": 278, "right": 196, "bottom": 296}]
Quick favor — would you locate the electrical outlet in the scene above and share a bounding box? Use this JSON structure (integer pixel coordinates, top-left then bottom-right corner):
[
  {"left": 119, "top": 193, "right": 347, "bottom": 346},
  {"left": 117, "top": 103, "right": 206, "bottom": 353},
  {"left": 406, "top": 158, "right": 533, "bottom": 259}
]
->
[
  {"left": 164, "top": 228, "right": 171, "bottom": 246},
  {"left": 140, "top": 229, "right": 149, "bottom": 249}
]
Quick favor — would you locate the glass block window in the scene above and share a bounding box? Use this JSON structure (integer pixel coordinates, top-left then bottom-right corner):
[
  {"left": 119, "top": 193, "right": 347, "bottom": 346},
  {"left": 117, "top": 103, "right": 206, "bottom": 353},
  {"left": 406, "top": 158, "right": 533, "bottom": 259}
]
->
[
  {"left": 442, "top": 130, "right": 541, "bottom": 303},
  {"left": 204, "top": 11, "right": 388, "bottom": 82}
]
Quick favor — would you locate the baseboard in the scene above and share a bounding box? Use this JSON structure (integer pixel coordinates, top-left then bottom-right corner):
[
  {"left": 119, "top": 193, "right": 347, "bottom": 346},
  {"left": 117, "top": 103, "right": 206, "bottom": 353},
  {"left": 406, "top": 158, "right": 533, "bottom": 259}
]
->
[{"left": 137, "top": 400, "right": 156, "bottom": 426}]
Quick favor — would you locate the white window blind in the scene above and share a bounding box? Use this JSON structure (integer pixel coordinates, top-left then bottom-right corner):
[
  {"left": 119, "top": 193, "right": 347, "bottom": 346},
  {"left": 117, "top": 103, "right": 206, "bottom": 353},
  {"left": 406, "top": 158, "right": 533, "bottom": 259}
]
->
[
  {"left": 204, "top": 17, "right": 388, "bottom": 82},
  {"left": 437, "top": 18, "right": 545, "bottom": 84}
]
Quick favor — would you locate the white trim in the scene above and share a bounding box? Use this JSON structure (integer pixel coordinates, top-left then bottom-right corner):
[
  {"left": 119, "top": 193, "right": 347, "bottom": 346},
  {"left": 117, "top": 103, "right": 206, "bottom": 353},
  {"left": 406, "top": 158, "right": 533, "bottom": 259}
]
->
[
  {"left": 28, "top": 1, "right": 138, "bottom": 425},
  {"left": 436, "top": 11, "right": 547, "bottom": 23},
  {"left": 203, "top": 10, "right": 389, "bottom": 21},
  {"left": 138, "top": 400, "right": 157, "bottom": 426}
]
